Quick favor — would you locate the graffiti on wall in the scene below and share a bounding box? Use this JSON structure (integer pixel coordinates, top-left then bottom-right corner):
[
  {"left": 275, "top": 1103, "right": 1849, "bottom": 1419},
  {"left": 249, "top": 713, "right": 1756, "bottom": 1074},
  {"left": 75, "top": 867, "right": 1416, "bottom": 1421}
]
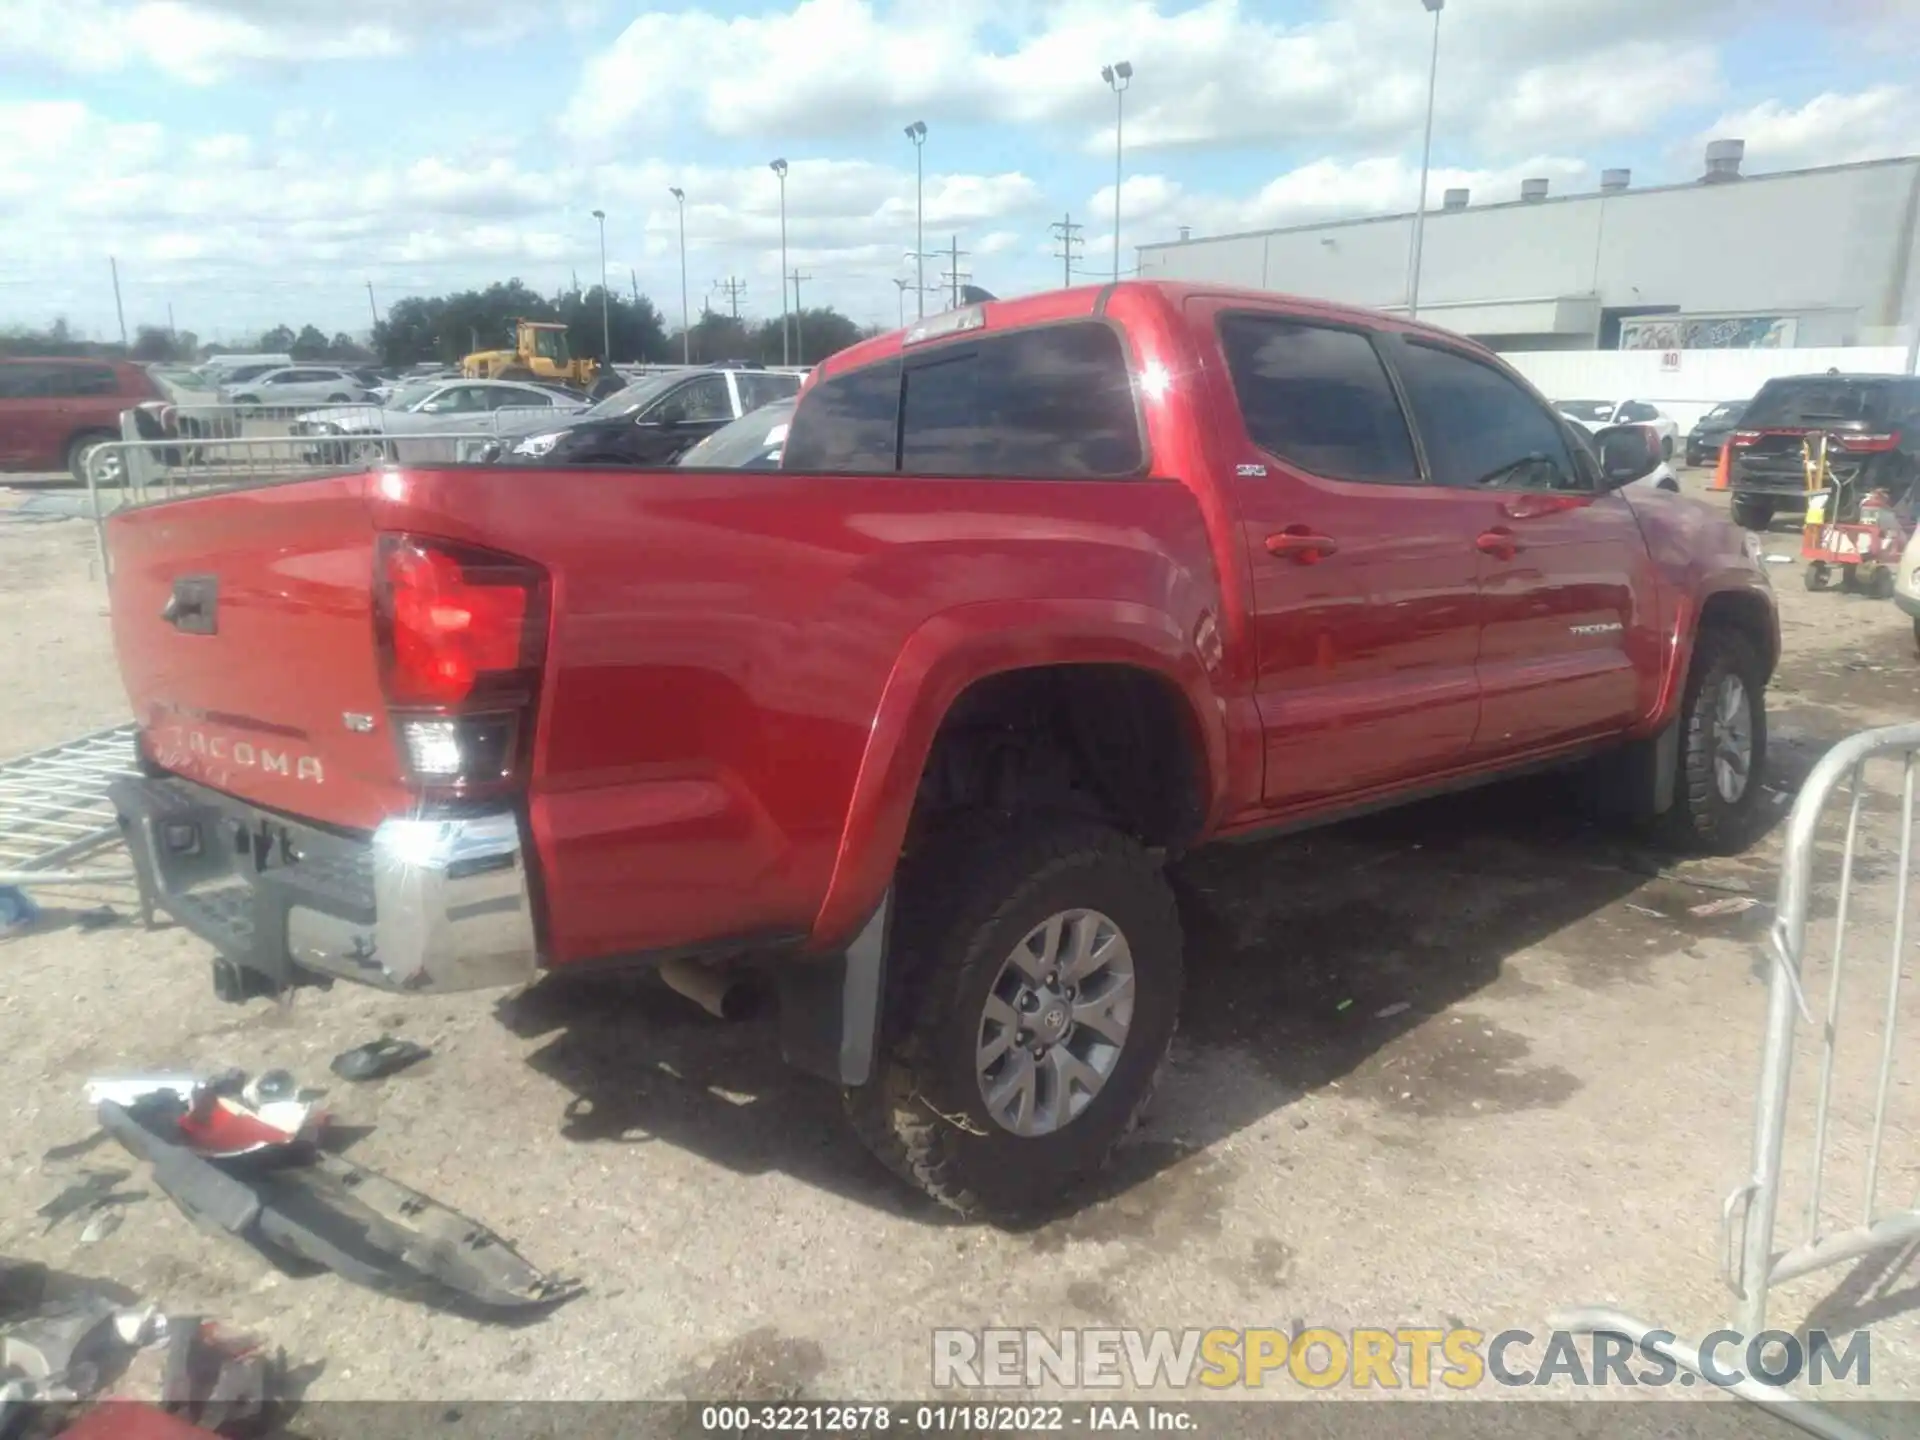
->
[{"left": 1618, "top": 315, "right": 1798, "bottom": 350}]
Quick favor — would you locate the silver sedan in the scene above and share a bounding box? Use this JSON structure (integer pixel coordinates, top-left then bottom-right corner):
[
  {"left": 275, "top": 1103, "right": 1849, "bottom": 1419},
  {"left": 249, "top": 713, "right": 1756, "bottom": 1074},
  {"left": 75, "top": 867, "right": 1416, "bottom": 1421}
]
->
[{"left": 292, "top": 379, "right": 588, "bottom": 463}]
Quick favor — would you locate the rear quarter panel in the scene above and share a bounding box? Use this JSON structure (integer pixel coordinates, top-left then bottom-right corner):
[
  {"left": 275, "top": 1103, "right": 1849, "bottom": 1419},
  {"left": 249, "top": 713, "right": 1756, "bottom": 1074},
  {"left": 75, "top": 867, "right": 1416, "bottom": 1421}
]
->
[{"left": 371, "top": 465, "right": 1230, "bottom": 964}]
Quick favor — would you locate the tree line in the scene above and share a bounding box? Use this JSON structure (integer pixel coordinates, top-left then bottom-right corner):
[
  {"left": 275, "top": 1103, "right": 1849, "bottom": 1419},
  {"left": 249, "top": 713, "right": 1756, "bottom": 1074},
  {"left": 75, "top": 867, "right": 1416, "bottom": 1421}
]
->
[{"left": 2, "top": 278, "right": 876, "bottom": 370}]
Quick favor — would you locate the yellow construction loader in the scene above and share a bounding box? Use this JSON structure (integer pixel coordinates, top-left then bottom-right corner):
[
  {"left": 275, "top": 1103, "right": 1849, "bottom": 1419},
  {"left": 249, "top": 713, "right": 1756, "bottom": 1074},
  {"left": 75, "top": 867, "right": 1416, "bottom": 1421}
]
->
[{"left": 461, "top": 320, "right": 600, "bottom": 390}]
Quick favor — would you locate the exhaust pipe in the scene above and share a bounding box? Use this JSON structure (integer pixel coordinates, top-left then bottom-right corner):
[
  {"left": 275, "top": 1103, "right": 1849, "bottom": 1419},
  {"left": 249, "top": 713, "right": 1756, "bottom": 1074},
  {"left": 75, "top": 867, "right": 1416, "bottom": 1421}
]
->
[{"left": 658, "top": 957, "right": 756, "bottom": 1020}]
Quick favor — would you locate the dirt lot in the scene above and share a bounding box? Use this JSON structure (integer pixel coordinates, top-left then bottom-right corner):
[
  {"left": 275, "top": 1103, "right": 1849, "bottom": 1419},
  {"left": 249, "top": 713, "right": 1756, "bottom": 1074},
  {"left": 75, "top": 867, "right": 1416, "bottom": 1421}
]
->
[{"left": 2, "top": 473, "right": 1917, "bottom": 1422}]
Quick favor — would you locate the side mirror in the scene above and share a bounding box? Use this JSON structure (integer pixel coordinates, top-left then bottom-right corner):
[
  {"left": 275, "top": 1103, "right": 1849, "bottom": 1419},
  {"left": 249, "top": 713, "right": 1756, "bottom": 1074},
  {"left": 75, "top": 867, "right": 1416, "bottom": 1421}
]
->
[{"left": 1594, "top": 423, "right": 1663, "bottom": 489}]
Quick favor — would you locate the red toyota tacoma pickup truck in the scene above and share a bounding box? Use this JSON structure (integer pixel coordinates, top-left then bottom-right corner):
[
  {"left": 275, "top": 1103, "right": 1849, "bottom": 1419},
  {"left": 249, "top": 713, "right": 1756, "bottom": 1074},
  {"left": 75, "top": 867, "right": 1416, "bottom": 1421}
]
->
[{"left": 103, "top": 282, "right": 1778, "bottom": 1216}]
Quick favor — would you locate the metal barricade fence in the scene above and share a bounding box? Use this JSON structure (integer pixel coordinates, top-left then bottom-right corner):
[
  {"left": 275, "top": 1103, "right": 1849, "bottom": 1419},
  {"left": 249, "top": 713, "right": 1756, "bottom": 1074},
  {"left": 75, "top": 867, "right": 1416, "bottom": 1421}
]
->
[
  {"left": 85, "top": 406, "right": 533, "bottom": 577},
  {"left": 1555, "top": 720, "right": 1920, "bottom": 1440}
]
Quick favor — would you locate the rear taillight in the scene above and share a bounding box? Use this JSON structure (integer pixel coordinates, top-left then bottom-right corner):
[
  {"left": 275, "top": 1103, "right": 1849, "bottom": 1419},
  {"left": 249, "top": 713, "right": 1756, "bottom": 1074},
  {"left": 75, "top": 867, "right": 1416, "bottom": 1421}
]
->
[
  {"left": 1836, "top": 431, "right": 1901, "bottom": 453},
  {"left": 1730, "top": 430, "right": 1760, "bottom": 448},
  {"left": 373, "top": 534, "right": 548, "bottom": 792}
]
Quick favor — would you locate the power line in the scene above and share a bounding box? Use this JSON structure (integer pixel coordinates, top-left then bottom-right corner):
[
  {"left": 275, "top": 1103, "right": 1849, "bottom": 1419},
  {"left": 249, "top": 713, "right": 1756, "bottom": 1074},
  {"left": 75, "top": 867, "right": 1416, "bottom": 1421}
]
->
[
  {"left": 1050, "top": 213, "right": 1084, "bottom": 290},
  {"left": 940, "top": 235, "right": 970, "bottom": 310},
  {"left": 714, "top": 276, "right": 747, "bottom": 320}
]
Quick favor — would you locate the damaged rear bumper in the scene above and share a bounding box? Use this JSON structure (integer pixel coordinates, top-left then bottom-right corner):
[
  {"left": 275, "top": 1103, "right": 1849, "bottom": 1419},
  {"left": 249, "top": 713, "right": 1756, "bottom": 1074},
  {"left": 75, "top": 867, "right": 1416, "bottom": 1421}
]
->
[{"left": 110, "top": 773, "right": 539, "bottom": 995}]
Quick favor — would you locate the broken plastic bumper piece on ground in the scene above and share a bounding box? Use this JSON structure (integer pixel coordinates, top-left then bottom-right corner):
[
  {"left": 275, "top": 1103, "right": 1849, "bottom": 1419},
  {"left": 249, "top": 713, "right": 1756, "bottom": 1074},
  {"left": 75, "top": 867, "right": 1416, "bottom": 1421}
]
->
[
  {"left": 93, "top": 1094, "right": 576, "bottom": 1314},
  {"left": 83, "top": 1071, "right": 323, "bottom": 1159}
]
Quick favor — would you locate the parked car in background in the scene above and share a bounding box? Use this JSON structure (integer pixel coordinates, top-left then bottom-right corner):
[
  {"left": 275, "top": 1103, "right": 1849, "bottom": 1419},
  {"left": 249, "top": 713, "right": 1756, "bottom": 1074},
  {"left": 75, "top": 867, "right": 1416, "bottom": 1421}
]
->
[
  {"left": 0, "top": 356, "right": 159, "bottom": 481},
  {"left": 675, "top": 397, "right": 796, "bottom": 470},
  {"left": 1555, "top": 399, "right": 1681, "bottom": 458},
  {"left": 222, "top": 366, "right": 376, "bottom": 407},
  {"left": 291, "top": 379, "right": 588, "bottom": 463},
  {"left": 1894, "top": 524, "right": 1920, "bottom": 647},
  {"left": 1685, "top": 400, "right": 1748, "bottom": 467},
  {"left": 1727, "top": 373, "right": 1920, "bottom": 530},
  {"left": 488, "top": 365, "right": 802, "bottom": 465}
]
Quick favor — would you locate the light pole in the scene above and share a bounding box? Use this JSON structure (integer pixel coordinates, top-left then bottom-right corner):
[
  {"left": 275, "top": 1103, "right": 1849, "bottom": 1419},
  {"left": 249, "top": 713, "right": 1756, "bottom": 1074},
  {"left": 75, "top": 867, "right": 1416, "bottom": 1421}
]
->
[
  {"left": 770, "top": 159, "right": 789, "bottom": 365},
  {"left": 591, "top": 208, "right": 610, "bottom": 362},
  {"left": 669, "top": 187, "right": 690, "bottom": 363},
  {"left": 1406, "top": 0, "right": 1444, "bottom": 320},
  {"left": 904, "top": 121, "right": 927, "bottom": 318},
  {"left": 1100, "top": 62, "right": 1132, "bottom": 283},
  {"left": 893, "top": 277, "right": 910, "bottom": 328}
]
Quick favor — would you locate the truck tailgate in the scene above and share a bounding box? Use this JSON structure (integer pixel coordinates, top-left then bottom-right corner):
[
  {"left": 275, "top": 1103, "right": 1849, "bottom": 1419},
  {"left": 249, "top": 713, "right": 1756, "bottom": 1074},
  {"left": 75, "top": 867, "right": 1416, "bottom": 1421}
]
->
[{"left": 106, "top": 476, "right": 407, "bottom": 831}]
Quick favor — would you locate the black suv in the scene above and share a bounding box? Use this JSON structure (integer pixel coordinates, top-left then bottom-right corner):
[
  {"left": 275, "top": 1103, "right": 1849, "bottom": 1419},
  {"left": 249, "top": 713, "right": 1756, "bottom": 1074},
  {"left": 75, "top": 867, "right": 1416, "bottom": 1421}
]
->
[{"left": 1728, "top": 374, "right": 1920, "bottom": 530}]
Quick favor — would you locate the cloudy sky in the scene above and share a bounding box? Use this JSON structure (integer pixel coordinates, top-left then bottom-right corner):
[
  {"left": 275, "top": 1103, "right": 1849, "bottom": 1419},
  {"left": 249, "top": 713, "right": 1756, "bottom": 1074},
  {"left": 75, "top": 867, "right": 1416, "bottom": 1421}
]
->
[{"left": 5, "top": 0, "right": 1919, "bottom": 343}]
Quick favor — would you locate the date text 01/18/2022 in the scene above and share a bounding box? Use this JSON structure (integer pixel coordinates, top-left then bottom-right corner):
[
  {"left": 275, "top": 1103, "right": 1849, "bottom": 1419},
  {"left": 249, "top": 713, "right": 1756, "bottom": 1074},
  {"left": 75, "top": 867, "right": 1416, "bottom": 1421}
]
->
[{"left": 698, "top": 1405, "right": 1198, "bottom": 1432}]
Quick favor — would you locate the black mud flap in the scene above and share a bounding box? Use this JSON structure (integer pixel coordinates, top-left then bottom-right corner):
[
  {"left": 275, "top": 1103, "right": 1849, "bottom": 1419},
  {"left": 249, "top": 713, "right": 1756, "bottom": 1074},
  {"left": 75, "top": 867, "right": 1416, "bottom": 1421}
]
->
[
  {"left": 1587, "top": 720, "right": 1680, "bottom": 821},
  {"left": 776, "top": 890, "right": 891, "bottom": 1087}
]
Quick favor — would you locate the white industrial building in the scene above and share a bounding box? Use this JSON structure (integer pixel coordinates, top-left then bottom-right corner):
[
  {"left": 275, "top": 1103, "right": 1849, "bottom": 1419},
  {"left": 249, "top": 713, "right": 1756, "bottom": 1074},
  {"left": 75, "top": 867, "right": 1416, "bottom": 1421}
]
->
[{"left": 1137, "top": 145, "right": 1920, "bottom": 357}]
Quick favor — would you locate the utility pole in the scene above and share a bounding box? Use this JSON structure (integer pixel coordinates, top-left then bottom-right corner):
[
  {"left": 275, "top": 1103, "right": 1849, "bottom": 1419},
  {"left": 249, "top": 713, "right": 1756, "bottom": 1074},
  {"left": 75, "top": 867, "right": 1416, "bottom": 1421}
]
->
[
  {"left": 167, "top": 302, "right": 177, "bottom": 337},
  {"left": 716, "top": 277, "right": 747, "bottom": 320},
  {"left": 365, "top": 280, "right": 379, "bottom": 329},
  {"left": 787, "top": 269, "right": 812, "bottom": 363},
  {"left": 108, "top": 256, "right": 127, "bottom": 348},
  {"left": 943, "top": 235, "right": 970, "bottom": 309},
  {"left": 1050, "top": 213, "right": 1084, "bottom": 288}
]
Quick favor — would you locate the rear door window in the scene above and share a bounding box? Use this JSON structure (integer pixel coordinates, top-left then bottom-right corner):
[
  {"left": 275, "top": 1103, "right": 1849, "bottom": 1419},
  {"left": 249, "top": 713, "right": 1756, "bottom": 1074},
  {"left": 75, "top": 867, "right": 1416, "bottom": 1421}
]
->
[
  {"left": 739, "top": 372, "right": 802, "bottom": 410},
  {"left": 782, "top": 360, "right": 902, "bottom": 471},
  {"left": 1216, "top": 315, "right": 1418, "bottom": 483},
  {"left": 1394, "top": 341, "right": 1582, "bottom": 492},
  {"left": 1743, "top": 379, "right": 1893, "bottom": 427},
  {"left": 898, "top": 321, "right": 1142, "bottom": 478}
]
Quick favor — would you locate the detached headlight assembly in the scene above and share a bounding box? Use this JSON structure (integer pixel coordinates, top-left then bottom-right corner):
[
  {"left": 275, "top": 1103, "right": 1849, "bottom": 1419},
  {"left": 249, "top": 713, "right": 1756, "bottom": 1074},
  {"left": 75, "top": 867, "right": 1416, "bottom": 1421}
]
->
[{"left": 511, "top": 432, "right": 562, "bottom": 458}]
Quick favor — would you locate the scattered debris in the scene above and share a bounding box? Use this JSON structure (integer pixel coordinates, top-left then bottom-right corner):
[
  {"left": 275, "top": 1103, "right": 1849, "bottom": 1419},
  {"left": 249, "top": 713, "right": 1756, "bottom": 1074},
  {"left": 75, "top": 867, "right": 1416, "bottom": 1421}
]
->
[
  {"left": 1624, "top": 903, "right": 1667, "bottom": 918},
  {"left": 1764, "top": 554, "right": 1795, "bottom": 565},
  {"left": 329, "top": 1037, "right": 430, "bottom": 1083},
  {"left": 1373, "top": 1002, "right": 1411, "bottom": 1020},
  {"left": 1690, "top": 896, "right": 1761, "bottom": 918},
  {"left": 78, "top": 1211, "right": 122, "bottom": 1245},
  {"left": 1335, "top": 999, "right": 1354, "bottom": 1013},
  {"left": 95, "top": 1088, "right": 576, "bottom": 1315},
  {"left": 37, "top": 1173, "right": 140, "bottom": 1235},
  {"left": 83, "top": 1072, "right": 323, "bottom": 1160},
  {"left": 0, "top": 887, "right": 38, "bottom": 935}
]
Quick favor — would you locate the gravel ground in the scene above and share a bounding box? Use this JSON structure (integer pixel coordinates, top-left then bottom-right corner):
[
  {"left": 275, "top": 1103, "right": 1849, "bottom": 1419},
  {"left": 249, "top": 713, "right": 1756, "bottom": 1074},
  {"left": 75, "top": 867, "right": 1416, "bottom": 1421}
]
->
[{"left": 1, "top": 471, "right": 1917, "bottom": 1424}]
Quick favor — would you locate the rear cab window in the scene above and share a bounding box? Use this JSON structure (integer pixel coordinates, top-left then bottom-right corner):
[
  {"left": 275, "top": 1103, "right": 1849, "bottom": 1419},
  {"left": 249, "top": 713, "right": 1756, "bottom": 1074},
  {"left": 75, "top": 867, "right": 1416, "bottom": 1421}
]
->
[
  {"left": 783, "top": 320, "right": 1143, "bottom": 478},
  {"left": 1742, "top": 378, "right": 1894, "bottom": 428}
]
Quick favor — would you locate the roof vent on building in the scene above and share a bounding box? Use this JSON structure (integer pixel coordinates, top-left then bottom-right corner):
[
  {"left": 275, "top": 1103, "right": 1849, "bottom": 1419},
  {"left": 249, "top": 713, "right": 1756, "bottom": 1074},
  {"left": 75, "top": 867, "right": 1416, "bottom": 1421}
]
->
[
  {"left": 1703, "top": 139, "right": 1745, "bottom": 183},
  {"left": 1521, "top": 177, "right": 1549, "bottom": 203},
  {"left": 1442, "top": 188, "right": 1469, "bottom": 211},
  {"left": 1601, "top": 168, "right": 1631, "bottom": 193},
  {"left": 1178, "top": 225, "right": 1191, "bottom": 242}
]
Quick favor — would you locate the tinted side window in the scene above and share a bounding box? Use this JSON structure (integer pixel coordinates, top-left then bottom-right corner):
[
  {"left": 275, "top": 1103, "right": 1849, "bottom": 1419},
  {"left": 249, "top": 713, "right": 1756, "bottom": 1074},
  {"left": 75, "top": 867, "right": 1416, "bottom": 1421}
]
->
[
  {"left": 740, "top": 372, "right": 802, "bottom": 409},
  {"left": 899, "top": 322, "right": 1142, "bottom": 478},
  {"left": 1395, "top": 343, "right": 1580, "bottom": 491},
  {"left": 782, "top": 359, "right": 901, "bottom": 471},
  {"left": 1217, "top": 315, "right": 1417, "bottom": 483},
  {"left": 0, "top": 364, "right": 58, "bottom": 398},
  {"left": 69, "top": 366, "right": 121, "bottom": 397},
  {"left": 1618, "top": 400, "right": 1659, "bottom": 422}
]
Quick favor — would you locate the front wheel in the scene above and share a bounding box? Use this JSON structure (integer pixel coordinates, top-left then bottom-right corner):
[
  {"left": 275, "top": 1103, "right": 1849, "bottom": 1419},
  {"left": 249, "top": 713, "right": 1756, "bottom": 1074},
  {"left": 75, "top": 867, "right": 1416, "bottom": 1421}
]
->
[
  {"left": 845, "top": 816, "right": 1183, "bottom": 1219},
  {"left": 1805, "top": 561, "right": 1833, "bottom": 592},
  {"left": 1661, "top": 435, "right": 1674, "bottom": 460},
  {"left": 1661, "top": 627, "right": 1768, "bottom": 854},
  {"left": 1731, "top": 495, "right": 1775, "bottom": 531}
]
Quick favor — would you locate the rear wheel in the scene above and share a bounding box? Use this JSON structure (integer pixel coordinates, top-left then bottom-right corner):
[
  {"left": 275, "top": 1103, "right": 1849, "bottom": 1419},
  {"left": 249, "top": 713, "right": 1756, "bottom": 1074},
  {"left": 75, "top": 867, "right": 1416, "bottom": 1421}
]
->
[
  {"left": 1731, "top": 495, "right": 1775, "bottom": 531},
  {"left": 1661, "top": 627, "right": 1767, "bottom": 854},
  {"left": 844, "top": 816, "right": 1182, "bottom": 1219},
  {"left": 1805, "top": 561, "right": 1833, "bottom": 592},
  {"left": 348, "top": 438, "right": 390, "bottom": 465},
  {"left": 1661, "top": 435, "right": 1674, "bottom": 460},
  {"left": 326, "top": 392, "right": 350, "bottom": 403},
  {"left": 66, "top": 431, "right": 118, "bottom": 485}
]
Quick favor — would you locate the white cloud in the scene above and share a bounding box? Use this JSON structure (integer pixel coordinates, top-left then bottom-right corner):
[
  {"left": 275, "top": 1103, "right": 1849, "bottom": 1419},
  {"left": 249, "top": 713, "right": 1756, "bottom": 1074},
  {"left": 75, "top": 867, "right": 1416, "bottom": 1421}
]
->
[
  {"left": 2, "top": 0, "right": 604, "bottom": 82},
  {"left": 569, "top": 0, "right": 1738, "bottom": 157},
  {"left": 1696, "top": 86, "right": 1920, "bottom": 173},
  {"left": 0, "top": 101, "right": 1043, "bottom": 336},
  {"left": 1088, "top": 154, "right": 1592, "bottom": 256}
]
